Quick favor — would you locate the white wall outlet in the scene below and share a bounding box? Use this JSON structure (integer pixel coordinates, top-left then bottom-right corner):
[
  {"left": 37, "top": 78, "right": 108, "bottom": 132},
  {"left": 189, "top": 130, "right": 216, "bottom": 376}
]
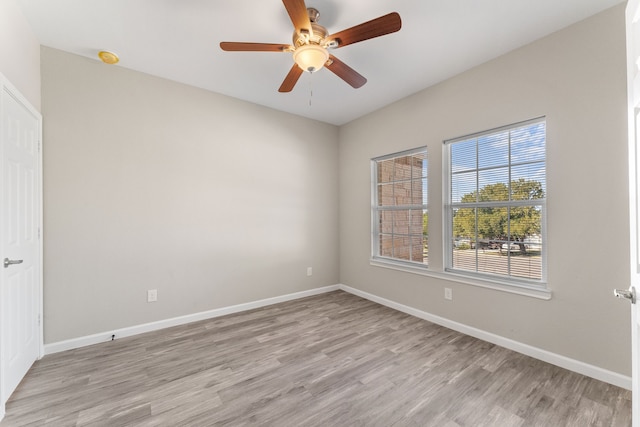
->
[
  {"left": 444, "top": 287, "right": 453, "bottom": 301},
  {"left": 307, "top": 267, "right": 313, "bottom": 276},
  {"left": 147, "top": 289, "right": 158, "bottom": 302}
]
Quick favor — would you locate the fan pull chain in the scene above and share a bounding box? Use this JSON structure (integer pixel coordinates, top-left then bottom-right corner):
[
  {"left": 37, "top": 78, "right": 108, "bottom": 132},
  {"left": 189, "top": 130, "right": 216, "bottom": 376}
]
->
[{"left": 309, "top": 72, "right": 313, "bottom": 107}]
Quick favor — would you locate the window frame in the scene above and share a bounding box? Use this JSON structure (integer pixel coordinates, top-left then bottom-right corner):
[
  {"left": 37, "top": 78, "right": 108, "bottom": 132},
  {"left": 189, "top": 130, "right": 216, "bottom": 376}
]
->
[
  {"left": 371, "top": 146, "right": 428, "bottom": 270},
  {"left": 443, "top": 117, "right": 548, "bottom": 290}
]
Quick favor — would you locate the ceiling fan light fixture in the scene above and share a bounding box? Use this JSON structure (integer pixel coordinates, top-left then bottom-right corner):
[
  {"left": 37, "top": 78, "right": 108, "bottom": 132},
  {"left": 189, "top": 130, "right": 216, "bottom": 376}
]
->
[{"left": 293, "top": 44, "right": 328, "bottom": 73}]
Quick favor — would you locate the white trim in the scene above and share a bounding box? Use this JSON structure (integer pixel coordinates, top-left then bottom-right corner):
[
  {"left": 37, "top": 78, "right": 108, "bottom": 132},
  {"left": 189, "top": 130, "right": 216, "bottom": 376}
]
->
[
  {"left": 338, "top": 284, "right": 631, "bottom": 390},
  {"left": 45, "top": 285, "right": 340, "bottom": 355}
]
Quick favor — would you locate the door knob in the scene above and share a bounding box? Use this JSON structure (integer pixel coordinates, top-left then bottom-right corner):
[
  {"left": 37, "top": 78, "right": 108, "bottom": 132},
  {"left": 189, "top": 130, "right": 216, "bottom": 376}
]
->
[
  {"left": 3, "top": 258, "right": 23, "bottom": 269},
  {"left": 614, "top": 287, "right": 636, "bottom": 304}
]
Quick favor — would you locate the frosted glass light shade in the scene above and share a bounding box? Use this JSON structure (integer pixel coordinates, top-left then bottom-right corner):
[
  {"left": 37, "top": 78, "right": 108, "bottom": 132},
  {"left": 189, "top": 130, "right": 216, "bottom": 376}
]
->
[{"left": 293, "top": 44, "right": 329, "bottom": 73}]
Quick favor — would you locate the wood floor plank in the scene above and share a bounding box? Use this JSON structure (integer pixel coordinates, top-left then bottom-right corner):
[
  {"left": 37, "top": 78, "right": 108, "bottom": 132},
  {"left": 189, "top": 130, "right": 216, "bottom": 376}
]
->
[{"left": 1, "top": 291, "right": 632, "bottom": 426}]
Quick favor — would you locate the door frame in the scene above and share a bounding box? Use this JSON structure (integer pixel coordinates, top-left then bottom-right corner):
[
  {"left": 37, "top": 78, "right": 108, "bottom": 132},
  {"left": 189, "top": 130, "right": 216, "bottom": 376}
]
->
[
  {"left": 627, "top": 1, "right": 640, "bottom": 424},
  {"left": 0, "top": 72, "right": 43, "bottom": 420}
]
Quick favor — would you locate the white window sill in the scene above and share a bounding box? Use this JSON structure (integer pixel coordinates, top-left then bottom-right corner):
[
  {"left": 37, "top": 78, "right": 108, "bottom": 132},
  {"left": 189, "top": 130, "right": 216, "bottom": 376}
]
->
[{"left": 369, "top": 258, "right": 551, "bottom": 300}]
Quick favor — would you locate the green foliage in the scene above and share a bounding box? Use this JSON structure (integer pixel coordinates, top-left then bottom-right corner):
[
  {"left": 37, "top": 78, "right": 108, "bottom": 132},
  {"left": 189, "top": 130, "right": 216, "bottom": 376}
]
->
[
  {"left": 453, "top": 179, "right": 543, "bottom": 241},
  {"left": 423, "top": 211, "right": 428, "bottom": 236}
]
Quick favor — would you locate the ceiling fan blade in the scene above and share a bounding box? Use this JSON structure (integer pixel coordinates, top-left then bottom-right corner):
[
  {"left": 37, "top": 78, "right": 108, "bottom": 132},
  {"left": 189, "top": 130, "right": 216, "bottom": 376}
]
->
[
  {"left": 325, "top": 55, "right": 367, "bottom": 89},
  {"left": 282, "top": 0, "right": 312, "bottom": 34},
  {"left": 220, "top": 42, "right": 291, "bottom": 52},
  {"left": 279, "top": 64, "right": 304, "bottom": 92},
  {"left": 326, "top": 12, "right": 401, "bottom": 48}
]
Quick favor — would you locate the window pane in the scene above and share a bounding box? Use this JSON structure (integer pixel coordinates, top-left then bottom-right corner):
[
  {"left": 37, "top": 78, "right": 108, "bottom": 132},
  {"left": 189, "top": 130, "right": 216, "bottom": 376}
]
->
[
  {"left": 409, "top": 209, "right": 423, "bottom": 234},
  {"left": 380, "top": 210, "right": 393, "bottom": 234},
  {"left": 417, "top": 152, "right": 428, "bottom": 177},
  {"left": 509, "top": 206, "right": 542, "bottom": 241},
  {"left": 452, "top": 172, "right": 476, "bottom": 203},
  {"left": 422, "top": 209, "right": 429, "bottom": 264},
  {"left": 410, "top": 236, "right": 423, "bottom": 262},
  {"left": 394, "top": 156, "right": 414, "bottom": 180},
  {"left": 478, "top": 131, "right": 509, "bottom": 169},
  {"left": 452, "top": 207, "right": 476, "bottom": 244},
  {"left": 477, "top": 206, "right": 508, "bottom": 240},
  {"left": 510, "top": 255, "right": 542, "bottom": 280},
  {"left": 422, "top": 209, "right": 428, "bottom": 235},
  {"left": 393, "top": 236, "right": 411, "bottom": 260},
  {"left": 422, "top": 234, "right": 429, "bottom": 264},
  {"left": 377, "top": 159, "right": 394, "bottom": 183},
  {"left": 511, "top": 163, "right": 546, "bottom": 199},
  {"left": 378, "top": 183, "right": 393, "bottom": 206},
  {"left": 511, "top": 122, "right": 545, "bottom": 164},
  {"left": 453, "top": 242, "right": 476, "bottom": 271},
  {"left": 380, "top": 234, "right": 393, "bottom": 257},
  {"left": 393, "top": 210, "right": 410, "bottom": 235},
  {"left": 411, "top": 179, "right": 425, "bottom": 205},
  {"left": 477, "top": 251, "right": 509, "bottom": 276},
  {"left": 503, "top": 205, "right": 542, "bottom": 279},
  {"left": 393, "top": 182, "right": 412, "bottom": 205},
  {"left": 451, "top": 138, "right": 476, "bottom": 173},
  {"left": 478, "top": 168, "right": 509, "bottom": 201}
]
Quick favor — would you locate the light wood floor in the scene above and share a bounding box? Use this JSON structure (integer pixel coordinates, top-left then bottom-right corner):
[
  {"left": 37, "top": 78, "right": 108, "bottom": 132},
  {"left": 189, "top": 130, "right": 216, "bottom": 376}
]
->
[{"left": 1, "top": 291, "right": 632, "bottom": 426}]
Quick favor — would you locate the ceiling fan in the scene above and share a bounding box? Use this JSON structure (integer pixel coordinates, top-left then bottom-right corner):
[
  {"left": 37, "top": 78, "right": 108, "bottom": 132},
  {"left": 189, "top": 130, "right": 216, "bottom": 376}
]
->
[{"left": 220, "top": 0, "right": 401, "bottom": 92}]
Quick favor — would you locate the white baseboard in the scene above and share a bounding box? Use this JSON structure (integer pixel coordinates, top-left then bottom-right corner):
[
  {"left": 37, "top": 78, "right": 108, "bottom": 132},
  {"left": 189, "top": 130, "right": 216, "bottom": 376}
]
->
[
  {"left": 44, "top": 285, "right": 339, "bottom": 355},
  {"left": 338, "top": 284, "right": 632, "bottom": 390},
  {"left": 43, "top": 282, "right": 631, "bottom": 390}
]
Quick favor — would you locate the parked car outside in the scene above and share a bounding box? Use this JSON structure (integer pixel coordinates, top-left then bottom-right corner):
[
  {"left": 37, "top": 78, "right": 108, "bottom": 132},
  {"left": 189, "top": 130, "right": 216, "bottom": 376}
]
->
[{"left": 501, "top": 242, "right": 521, "bottom": 253}]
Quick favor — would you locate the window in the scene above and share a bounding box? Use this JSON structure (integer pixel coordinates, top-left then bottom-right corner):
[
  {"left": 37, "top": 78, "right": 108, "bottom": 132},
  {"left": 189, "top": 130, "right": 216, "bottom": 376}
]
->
[
  {"left": 444, "top": 118, "right": 546, "bottom": 285},
  {"left": 372, "top": 147, "right": 428, "bottom": 267}
]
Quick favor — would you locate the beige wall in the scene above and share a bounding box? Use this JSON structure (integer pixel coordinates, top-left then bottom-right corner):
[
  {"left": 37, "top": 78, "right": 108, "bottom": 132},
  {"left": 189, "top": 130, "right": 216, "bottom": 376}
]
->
[
  {"left": 339, "top": 5, "right": 630, "bottom": 375},
  {"left": 41, "top": 47, "right": 339, "bottom": 343},
  {"left": 0, "top": 0, "right": 40, "bottom": 110}
]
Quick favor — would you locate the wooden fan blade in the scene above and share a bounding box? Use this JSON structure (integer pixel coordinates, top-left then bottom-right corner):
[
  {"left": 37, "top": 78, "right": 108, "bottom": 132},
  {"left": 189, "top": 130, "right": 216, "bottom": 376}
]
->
[
  {"left": 282, "top": 0, "right": 311, "bottom": 34},
  {"left": 326, "top": 12, "right": 401, "bottom": 48},
  {"left": 279, "top": 64, "right": 304, "bottom": 92},
  {"left": 325, "top": 55, "right": 366, "bottom": 88},
  {"left": 220, "top": 42, "right": 291, "bottom": 52}
]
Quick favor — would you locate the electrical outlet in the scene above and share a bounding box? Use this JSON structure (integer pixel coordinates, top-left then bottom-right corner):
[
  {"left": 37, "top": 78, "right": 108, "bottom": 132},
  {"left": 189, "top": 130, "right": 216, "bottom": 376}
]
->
[
  {"left": 147, "top": 289, "right": 158, "bottom": 302},
  {"left": 444, "top": 288, "right": 453, "bottom": 301},
  {"left": 307, "top": 267, "right": 313, "bottom": 276}
]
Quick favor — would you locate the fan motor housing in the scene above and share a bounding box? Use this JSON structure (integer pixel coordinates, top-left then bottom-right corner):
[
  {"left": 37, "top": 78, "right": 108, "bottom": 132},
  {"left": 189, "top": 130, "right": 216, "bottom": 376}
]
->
[{"left": 292, "top": 8, "right": 328, "bottom": 47}]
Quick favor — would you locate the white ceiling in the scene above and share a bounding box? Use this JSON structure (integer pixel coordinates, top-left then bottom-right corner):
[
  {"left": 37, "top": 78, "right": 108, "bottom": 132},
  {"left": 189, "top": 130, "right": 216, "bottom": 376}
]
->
[{"left": 17, "top": 0, "right": 625, "bottom": 126}]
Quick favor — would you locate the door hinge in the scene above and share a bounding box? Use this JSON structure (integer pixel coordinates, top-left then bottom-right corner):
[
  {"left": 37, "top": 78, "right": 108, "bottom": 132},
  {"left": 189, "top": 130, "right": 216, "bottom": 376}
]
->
[
  {"left": 37, "top": 140, "right": 41, "bottom": 152},
  {"left": 37, "top": 227, "right": 40, "bottom": 239},
  {"left": 37, "top": 314, "right": 41, "bottom": 326}
]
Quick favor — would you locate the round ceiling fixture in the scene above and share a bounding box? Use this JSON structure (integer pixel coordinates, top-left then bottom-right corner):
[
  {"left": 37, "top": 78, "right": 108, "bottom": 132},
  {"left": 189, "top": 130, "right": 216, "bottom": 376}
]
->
[
  {"left": 293, "top": 44, "right": 329, "bottom": 73},
  {"left": 98, "top": 51, "right": 119, "bottom": 65}
]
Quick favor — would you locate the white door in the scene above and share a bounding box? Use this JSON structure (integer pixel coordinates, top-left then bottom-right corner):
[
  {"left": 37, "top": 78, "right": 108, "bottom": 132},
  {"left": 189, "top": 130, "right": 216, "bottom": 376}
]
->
[
  {"left": 0, "top": 75, "right": 42, "bottom": 415},
  {"left": 625, "top": 1, "right": 640, "bottom": 425}
]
